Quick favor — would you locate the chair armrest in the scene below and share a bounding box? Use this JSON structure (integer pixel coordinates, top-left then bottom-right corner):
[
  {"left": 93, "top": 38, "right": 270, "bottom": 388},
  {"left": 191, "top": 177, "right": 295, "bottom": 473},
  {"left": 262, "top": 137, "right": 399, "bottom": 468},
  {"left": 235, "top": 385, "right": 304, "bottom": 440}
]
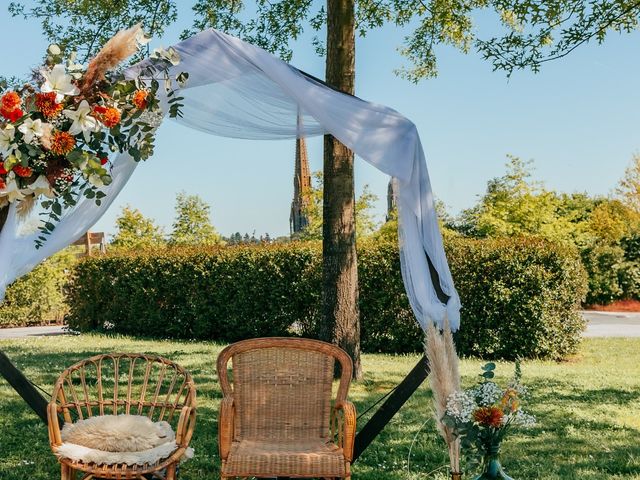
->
[
  {"left": 175, "top": 405, "right": 196, "bottom": 447},
  {"left": 47, "top": 402, "right": 62, "bottom": 449},
  {"left": 219, "top": 396, "right": 235, "bottom": 461},
  {"left": 332, "top": 400, "right": 356, "bottom": 462}
]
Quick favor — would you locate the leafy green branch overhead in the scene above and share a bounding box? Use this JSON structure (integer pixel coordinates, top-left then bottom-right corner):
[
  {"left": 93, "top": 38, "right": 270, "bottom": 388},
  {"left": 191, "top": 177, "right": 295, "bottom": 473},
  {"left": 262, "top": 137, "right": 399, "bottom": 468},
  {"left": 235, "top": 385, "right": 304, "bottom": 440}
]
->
[{"left": 10, "top": 0, "right": 640, "bottom": 80}]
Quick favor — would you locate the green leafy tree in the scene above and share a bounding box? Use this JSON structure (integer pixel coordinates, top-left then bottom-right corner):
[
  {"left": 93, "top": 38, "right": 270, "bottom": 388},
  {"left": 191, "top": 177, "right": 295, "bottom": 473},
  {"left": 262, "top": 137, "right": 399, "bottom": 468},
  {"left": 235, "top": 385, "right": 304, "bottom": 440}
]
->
[
  {"left": 459, "top": 156, "right": 580, "bottom": 243},
  {"left": 295, "top": 171, "right": 379, "bottom": 240},
  {"left": 111, "top": 205, "right": 165, "bottom": 249},
  {"left": 169, "top": 192, "right": 222, "bottom": 246}
]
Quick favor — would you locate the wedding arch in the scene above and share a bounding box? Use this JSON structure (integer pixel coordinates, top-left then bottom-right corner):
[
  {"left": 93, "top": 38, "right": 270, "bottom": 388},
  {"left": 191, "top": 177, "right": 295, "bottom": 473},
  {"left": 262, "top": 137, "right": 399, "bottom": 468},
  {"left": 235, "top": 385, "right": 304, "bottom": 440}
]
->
[{"left": 0, "top": 29, "right": 461, "bottom": 458}]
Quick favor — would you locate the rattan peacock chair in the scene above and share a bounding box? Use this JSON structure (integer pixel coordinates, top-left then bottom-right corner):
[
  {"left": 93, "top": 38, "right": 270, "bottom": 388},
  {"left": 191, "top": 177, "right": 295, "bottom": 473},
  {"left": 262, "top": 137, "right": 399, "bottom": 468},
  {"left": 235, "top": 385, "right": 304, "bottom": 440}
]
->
[
  {"left": 217, "top": 337, "right": 356, "bottom": 479},
  {"left": 47, "top": 353, "right": 197, "bottom": 480}
]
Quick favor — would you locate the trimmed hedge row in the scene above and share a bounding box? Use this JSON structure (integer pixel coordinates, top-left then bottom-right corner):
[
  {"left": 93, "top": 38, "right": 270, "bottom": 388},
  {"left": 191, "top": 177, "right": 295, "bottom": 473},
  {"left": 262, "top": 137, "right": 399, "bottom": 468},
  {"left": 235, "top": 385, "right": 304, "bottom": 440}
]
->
[
  {"left": 0, "top": 250, "right": 76, "bottom": 327},
  {"left": 67, "top": 237, "right": 588, "bottom": 359}
]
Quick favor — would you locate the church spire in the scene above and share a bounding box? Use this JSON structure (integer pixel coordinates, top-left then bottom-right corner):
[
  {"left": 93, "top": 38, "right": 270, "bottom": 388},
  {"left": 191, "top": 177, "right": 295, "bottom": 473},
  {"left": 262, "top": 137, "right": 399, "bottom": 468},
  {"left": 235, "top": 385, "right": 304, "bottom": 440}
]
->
[{"left": 290, "top": 113, "right": 312, "bottom": 234}]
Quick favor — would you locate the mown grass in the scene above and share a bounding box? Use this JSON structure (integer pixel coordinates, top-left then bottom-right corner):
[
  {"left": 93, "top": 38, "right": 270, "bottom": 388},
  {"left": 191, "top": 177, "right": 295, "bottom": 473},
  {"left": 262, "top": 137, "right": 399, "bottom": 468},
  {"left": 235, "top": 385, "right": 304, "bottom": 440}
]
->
[{"left": 0, "top": 335, "right": 638, "bottom": 479}]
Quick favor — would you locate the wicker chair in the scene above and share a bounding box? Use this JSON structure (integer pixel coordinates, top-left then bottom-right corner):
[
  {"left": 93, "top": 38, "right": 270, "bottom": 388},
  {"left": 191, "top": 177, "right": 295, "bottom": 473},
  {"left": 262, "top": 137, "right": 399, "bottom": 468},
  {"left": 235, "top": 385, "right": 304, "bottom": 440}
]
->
[
  {"left": 217, "top": 337, "right": 356, "bottom": 479},
  {"left": 47, "top": 353, "right": 197, "bottom": 480}
]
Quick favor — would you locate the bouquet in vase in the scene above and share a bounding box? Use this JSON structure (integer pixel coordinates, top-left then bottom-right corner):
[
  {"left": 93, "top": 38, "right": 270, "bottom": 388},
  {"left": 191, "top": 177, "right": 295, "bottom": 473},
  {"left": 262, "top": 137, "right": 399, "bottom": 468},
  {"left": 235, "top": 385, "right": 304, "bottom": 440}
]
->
[{"left": 443, "top": 362, "right": 536, "bottom": 479}]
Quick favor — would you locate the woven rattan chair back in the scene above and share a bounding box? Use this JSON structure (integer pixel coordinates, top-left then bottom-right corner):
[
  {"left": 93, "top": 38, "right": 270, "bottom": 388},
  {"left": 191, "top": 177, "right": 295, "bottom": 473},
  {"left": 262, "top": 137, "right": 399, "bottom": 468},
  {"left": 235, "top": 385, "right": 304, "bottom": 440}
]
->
[
  {"left": 51, "top": 353, "right": 195, "bottom": 429},
  {"left": 217, "top": 337, "right": 353, "bottom": 442}
]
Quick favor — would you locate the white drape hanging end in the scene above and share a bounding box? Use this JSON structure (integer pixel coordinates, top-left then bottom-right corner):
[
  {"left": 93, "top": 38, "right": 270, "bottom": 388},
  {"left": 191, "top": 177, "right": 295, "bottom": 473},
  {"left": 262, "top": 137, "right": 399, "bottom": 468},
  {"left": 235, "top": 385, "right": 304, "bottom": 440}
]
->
[{"left": 446, "top": 300, "right": 461, "bottom": 332}]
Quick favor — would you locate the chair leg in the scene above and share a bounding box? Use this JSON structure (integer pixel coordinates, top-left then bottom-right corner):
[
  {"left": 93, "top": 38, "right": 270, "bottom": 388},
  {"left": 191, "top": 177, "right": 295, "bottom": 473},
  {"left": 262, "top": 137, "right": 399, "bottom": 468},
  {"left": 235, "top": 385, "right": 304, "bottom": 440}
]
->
[
  {"left": 60, "top": 464, "right": 71, "bottom": 480},
  {"left": 165, "top": 464, "right": 177, "bottom": 480}
]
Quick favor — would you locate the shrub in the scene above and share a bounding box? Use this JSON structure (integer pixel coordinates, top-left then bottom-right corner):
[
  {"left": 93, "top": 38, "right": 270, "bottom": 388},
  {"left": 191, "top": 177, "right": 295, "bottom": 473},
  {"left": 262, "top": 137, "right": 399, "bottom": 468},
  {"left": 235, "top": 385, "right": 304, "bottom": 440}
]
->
[
  {"left": 67, "top": 237, "right": 587, "bottom": 359},
  {"left": 0, "top": 249, "right": 76, "bottom": 327},
  {"left": 447, "top": 237, "right": 587, "bottom": 359}
]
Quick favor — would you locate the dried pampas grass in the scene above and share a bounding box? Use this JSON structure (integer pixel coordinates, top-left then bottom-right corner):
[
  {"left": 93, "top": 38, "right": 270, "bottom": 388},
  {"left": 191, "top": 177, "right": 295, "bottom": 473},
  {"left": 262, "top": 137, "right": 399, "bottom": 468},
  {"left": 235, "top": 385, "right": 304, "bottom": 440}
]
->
[
  {"left": 81, "top": 24, "right": 147, "bottom": 93},
  {"left": 16, "top": 194, "right": 36, "bottom": 221},
  {"left": 425, "top": 317, "right": 461, "bottom": 474}
]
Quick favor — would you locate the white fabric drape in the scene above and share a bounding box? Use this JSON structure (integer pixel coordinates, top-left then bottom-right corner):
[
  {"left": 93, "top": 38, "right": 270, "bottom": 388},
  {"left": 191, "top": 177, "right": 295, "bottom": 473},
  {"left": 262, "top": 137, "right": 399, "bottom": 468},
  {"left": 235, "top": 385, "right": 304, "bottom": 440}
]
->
[{"left": 0, "top": 29, "right": 460, "bottom": 330}]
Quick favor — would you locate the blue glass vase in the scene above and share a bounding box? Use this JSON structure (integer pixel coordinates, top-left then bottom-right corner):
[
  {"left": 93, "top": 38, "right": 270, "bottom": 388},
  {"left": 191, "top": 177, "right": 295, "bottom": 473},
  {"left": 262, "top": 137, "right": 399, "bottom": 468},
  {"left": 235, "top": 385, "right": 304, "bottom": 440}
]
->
[{"left": 473, "top": 445, "right": 513, "bottom": 480}]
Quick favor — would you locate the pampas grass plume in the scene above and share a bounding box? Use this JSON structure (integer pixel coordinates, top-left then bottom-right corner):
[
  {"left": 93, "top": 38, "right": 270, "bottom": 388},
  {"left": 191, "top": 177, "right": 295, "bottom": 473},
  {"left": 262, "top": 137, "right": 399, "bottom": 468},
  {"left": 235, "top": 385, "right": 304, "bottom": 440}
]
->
[
  {"left": 425, "top": 317, "right": 461, "bottom": 473},
  {"left": 81, "top": 24, "right": 146, "bottom": 93}
]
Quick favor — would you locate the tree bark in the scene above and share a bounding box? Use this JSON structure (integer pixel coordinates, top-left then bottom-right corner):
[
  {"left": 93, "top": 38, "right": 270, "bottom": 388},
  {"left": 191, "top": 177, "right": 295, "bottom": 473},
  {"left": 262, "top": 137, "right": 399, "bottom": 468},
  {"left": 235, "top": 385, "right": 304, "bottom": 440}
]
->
[{"left": 321, "top": 0, "right": 362, "bottom": 379}]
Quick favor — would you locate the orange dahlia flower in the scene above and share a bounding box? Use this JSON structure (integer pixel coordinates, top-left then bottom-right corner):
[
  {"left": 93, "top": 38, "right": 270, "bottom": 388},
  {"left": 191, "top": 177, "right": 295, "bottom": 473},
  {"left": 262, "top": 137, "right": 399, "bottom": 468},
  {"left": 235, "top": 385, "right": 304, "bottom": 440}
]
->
[
  {"left": 1, "top": 91, "right": 21, "bottom": 110},
  {"left": 132, "top": 89, "right": 149, "bottom": 109},
  {"left": 473, "top": 406, "right": 504, "bottom": 428},
  {"left": 49, "top": 131, "right": 76, "bottom": 156},
  {"left": 35, "top": 92, "right": 63, "bottom": 118},
  {"left": 94, "top": 105, "right": 121, "bottom": 127}
]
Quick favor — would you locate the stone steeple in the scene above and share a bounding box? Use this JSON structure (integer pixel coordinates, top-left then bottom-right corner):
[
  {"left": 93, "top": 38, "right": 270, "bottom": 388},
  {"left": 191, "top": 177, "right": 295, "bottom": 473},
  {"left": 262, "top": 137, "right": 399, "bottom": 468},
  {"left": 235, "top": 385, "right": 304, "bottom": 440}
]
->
[
  {"left": 387, "top": 178, "right": 398, "bottom": 221},
  {"left": 290, "top": 115, "right": 312, "bottom": 234}
]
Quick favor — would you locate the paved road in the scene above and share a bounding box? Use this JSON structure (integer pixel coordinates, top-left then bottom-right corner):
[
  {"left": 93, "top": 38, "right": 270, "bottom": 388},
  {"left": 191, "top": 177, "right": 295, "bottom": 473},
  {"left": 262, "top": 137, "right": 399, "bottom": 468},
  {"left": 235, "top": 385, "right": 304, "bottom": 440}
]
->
[
  {"left": 0, "top": 325, "right": 67, "bottom": 339},
  {"left": 0, "top": 313, "right": 639, "bottom": 339},
  {"left": 581, "top": 311, "right": 640, "bottom": 338}
]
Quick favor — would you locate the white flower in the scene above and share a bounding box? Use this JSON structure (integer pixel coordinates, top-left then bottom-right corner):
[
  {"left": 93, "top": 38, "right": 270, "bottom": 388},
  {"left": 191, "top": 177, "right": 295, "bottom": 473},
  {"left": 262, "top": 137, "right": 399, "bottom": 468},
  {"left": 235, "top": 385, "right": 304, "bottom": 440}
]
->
[
  {"left": 446, "top": 390, "right": 477, "bottom": 423},
  {"left": 0, "top": 125, "right": 16, "bottom": 157},
  {"left": 87, "top": 173, "right": 105, "bottom": 187},
  {"left": 134, "top": 26, "right": 151, "bottom": 46},
  {"left": 18, "top": 118, "right": 49, "bottom": 145},
  {"left": 27, "top": 175, "right": 54, "bottom": 198},
  {"left": 41, "top": 64, "right": 80, "bottom": 102},
  {"left": 152, "top": 46, "right": 180, "bottom": 65},
  {"left": 509, "top": 410, "right": 537, "bottom": 428},
  {"left": 39, "top": 123, "right": 54, "bottom": 150},
  {"left": 63, "top": 100, "right": 100, "bottom": 142},
  {"left": 0, "top": 173, "right": 25, "bottom": 203},
  {"left": 473, "top": 382, "right": 504, "bottom": 407}
]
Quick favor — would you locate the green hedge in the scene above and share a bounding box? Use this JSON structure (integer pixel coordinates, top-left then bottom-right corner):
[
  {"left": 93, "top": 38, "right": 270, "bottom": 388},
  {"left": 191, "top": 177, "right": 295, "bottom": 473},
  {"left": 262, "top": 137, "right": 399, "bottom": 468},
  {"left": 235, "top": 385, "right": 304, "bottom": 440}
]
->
[
  {"left": 67, "top": 237, "right": 587, "bottom": 359},
  {"left": 0, "top": 250, "right": 76, "bottom": 327}
]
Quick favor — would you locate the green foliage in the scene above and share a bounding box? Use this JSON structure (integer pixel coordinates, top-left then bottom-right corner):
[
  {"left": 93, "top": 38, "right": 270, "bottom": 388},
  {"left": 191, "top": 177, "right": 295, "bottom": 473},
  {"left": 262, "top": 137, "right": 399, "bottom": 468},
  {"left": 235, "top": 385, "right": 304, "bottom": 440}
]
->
[
  {"left": 67, "top": 236, "right": 587, "bottom": 359},
  {"left": 295, "top": 171, "right": 379, "bottom": 240},
  {"left": 0, "top": 249, "right": 76, "bottom": 326},
  {"left": 111, "top": 205, "right": 165, "bottom": 249},
  {"left": 477, "top": 1, "right": 640, "bottom": 76},
  {"left": 66, "top": 244, "right": 321, "bottom": 340},
  {"left": 169, "top": 192, "right": 223, "bottom": 246},
  {"left": 459, "top": 156, "right": 583, "bottom": 243},
  {"left": 447, "top": 236, "right": 588, "bottom": 360},
  {"left": 9, "top": 0, "right": 178, "bottom": 63},
  {"left": 14, "top": 1, "right": 637, "bottom": 83}
]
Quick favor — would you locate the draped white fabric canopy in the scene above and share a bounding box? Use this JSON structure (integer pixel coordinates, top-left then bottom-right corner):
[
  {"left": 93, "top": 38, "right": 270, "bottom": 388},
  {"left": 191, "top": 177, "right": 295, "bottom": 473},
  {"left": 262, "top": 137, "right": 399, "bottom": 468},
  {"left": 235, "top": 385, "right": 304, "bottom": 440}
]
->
[{"left": 0, "top": 29, "right": 461, "bottom": 331}]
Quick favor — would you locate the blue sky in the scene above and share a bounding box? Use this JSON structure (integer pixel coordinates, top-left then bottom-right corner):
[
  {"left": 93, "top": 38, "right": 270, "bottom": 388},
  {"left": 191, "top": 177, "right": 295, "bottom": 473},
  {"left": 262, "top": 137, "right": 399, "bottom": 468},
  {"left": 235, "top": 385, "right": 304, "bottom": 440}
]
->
[{"left": 1, "top": 5, "right": 638, "bottom": 238}]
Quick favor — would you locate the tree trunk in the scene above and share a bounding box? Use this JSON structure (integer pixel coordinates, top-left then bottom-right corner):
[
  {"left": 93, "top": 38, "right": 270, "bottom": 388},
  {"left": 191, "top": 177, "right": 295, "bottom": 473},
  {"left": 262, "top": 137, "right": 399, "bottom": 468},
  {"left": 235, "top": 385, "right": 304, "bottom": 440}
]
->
[{"left": 321, "top": 0, "right": 362, "bottom": 379}]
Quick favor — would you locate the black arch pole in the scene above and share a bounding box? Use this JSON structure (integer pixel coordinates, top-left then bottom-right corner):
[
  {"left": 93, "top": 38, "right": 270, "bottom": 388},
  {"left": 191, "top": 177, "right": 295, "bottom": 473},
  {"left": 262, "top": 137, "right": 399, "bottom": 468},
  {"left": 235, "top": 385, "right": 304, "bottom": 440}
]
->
[
  {"left": 352, "top": 252, "right": 450, "bottom": 462},
  {"left": 0, "top": 350, "right": 49, "bottom": 423}
]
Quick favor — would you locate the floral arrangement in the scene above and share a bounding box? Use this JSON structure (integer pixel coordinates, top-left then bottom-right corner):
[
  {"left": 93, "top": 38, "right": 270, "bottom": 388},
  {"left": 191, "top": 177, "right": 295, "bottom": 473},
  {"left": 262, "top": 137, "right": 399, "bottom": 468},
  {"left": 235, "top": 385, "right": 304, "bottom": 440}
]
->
[
  {"left": 443, "top": 362, "right": 536, "bottom": 474},
  {"left": 0, "top": 25, "right": 187, "bottom": 247}
]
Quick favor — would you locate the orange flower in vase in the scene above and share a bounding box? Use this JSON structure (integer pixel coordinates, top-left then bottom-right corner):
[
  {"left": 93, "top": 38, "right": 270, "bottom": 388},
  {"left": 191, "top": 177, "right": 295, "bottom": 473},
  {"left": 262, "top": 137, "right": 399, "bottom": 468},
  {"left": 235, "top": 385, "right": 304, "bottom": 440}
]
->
[{"left": 473, "top": 406, "right": 504, "bottom": 428}]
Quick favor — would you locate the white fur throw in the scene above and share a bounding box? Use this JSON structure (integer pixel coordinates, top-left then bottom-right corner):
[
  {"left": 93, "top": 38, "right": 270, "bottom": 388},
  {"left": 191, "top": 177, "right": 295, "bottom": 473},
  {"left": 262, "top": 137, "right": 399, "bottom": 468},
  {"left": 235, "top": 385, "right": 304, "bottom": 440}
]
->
[{"left": 55, "top": 415, "right": 194, "bottom": 466}]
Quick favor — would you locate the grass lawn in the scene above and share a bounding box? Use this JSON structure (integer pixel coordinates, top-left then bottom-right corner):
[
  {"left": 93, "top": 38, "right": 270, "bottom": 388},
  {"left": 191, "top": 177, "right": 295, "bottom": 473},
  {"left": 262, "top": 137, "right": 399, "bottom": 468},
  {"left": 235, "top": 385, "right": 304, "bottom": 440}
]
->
[{"left": 0, "top": 335, "right": 638, "bottom": 479}]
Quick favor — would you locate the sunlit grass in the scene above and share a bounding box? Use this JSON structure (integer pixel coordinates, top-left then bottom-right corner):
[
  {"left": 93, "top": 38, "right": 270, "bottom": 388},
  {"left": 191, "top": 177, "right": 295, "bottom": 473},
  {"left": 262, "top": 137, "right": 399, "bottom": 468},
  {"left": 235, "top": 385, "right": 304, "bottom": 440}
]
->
[{"left": 0, "top": 335, "right": 638, "bottom": 479}]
